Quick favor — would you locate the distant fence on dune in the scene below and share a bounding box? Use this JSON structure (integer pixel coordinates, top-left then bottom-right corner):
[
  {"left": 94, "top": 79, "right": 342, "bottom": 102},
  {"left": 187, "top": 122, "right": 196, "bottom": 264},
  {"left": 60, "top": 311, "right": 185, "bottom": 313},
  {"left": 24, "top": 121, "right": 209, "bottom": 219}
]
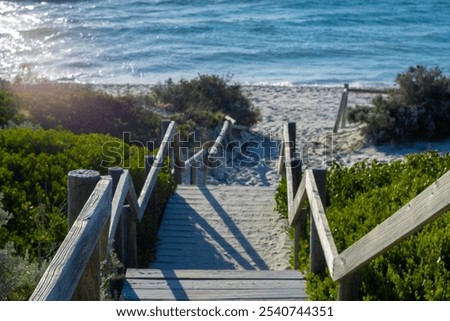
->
[{"left": 333, "top": 83, "right": 390, "bottom": 133}]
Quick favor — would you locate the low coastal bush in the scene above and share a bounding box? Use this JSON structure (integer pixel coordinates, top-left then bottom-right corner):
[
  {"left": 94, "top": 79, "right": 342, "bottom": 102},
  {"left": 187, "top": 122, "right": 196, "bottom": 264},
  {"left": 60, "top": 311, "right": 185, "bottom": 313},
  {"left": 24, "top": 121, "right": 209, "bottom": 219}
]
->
[
  {"left": 348, "top": 66, "right": 450, "bottom": 145},
  {"left": 275, "top": 152, "right": 450, "bottom": 300},
  {"left": 0, "top": 81, "right": 18, "bottom": 127},
  {"left": 9, "top": 80, "right": 161, "bottom": 143},
  {"left": 0, "top": 195, "right": 46, "bottom": 300},
  {"left": 150, "top": 74, "right": 260, "bottom": 133}
]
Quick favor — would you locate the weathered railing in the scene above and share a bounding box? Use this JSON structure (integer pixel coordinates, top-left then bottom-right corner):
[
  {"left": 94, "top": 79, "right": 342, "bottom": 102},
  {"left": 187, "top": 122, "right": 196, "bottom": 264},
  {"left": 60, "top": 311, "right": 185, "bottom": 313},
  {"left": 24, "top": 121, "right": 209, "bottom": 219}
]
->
[
  {"left": 333, "top": 83, "right": 391, "bottom": 133},
  {"left": 279, "top": 122, "right": 450, "bottom": 300},
  {"left": 30, "top": 116, "right": 237, "bottom": 300}
]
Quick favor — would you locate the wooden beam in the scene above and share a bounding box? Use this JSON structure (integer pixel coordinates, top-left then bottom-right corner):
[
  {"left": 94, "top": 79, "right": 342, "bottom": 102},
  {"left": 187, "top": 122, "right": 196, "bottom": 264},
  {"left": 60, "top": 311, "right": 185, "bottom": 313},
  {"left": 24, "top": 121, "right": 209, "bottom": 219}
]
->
[
  {"left": 305, "top": 170, "right": 339, "bottom": 276},
  {"left": 123, "top": 205, "right": 137, "bottom": 268},
  {"left": 347, "top": 88, "right": 390, "bottom": 94},
  {"left": 30, "top": 177, "right": 112, "bottom": 301},
  {"left": 288, "top": 175, "right": 307, "bottom": 226},
  {"left": 333, "top": 169, "right": 450, "bottom": 281}
]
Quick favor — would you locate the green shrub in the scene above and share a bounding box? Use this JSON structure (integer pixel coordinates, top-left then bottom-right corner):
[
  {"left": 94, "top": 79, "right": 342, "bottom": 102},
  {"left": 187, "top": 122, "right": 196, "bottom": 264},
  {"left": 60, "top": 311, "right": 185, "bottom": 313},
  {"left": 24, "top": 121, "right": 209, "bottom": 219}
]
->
[
  {"left": 150, "top": 74, "right": 260, "bottom": 133},
  {"left": 275, "top": 152, "right": 450, "bottom": 300},
  {"left": 348, "top": 66, "right": 450, "bottom": 145}
]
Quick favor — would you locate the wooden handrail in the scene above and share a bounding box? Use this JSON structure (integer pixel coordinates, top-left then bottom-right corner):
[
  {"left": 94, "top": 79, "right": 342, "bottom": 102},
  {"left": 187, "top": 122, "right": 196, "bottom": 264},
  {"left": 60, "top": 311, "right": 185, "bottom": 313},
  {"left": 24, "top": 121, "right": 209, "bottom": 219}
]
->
[
  {"left": 184, "top": 118, "right": 233, "bottom": 185},
  {"left": 332, "top": 169, "right": 450, "bottom": 281},
  {"left": 30, "top": 120, "right": 178, "bottom": 301},
  {"left": 30, "top": 177, "right": 112, "bottom": 300},
  {"left": 278, "top": 121, "right": 450, "bottom": 300},
  {"left": 138, "top": 121, "right": 176, "bottom": 217}
]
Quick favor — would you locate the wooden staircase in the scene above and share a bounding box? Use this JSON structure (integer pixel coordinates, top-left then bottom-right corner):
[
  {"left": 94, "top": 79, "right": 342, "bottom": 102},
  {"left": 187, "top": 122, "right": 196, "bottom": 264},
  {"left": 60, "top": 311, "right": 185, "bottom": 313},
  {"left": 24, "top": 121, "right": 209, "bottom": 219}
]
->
[{"left": 122, "top": 185, "right": 307, "bottom": 301}]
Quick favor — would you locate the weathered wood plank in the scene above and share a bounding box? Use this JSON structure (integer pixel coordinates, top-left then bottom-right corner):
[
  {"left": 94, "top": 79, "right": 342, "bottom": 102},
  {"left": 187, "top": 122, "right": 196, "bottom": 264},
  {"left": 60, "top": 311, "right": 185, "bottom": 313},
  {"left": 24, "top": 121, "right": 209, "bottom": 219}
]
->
[
  {"left": 124, "top": 288, "right": 307, "bottom": 301},
  {"left": 30, "top": 177, "right": 112, "bottom": 301},
  {"left": 333, "top": 169, "right": 450, "bottom": 281},
  {"left": 123, "top": 268, "right": 307, "bottom": 301},
  {"left": 126, "top": 269, "right": 303, "bottom": 280},
  {"left": 305, "top": 170, "right": 339, "bottom": 276}
]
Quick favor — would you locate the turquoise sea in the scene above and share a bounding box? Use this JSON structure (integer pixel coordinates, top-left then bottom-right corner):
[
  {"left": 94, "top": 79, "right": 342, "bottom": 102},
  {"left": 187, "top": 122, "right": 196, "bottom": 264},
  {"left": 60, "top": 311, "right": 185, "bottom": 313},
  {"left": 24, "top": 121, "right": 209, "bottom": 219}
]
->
[{"left": 1, "top": 0, "right": 450, "bottom": 85}]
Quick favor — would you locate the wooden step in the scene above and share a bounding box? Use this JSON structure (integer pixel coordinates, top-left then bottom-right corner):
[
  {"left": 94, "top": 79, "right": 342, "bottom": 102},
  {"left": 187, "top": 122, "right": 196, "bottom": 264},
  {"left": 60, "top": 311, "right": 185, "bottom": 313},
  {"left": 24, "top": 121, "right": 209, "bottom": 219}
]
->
[{"left": 123, "top": 269, "right": 307, "bottom": 301}]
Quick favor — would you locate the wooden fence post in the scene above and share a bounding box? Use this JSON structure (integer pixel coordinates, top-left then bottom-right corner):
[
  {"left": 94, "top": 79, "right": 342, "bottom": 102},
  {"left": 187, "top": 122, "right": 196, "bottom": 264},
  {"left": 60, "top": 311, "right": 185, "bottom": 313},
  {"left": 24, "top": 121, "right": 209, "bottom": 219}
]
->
[
  {"left": 333, "top": 83, "right": 349, "bottom": 133},
  {"left": 291, "top": 158, "right": 302, "bottom": 270},
  {"left": 341, "top": 83, "right": 349, "bottom": 129},
  {"left": 173, "top": 130, "right": 183, "bottom": 184},
  {"left": 310, "top": 169, "right": 327, "bottom": 274},
  {"left": 338, "top": 272, "right": 361, "bottom": 301},
  {"left": 145, "top": 156, "right": 157, "bottom": 213},
  {"left": 123, "top": 205, "right": 138, "bottom": 268},
  {"left": 190, "top": 128, "right": 200, "bottom": 185},
  {"left": 202, "top": 149, "right": 210, "bottom": 186},
  {"left": 68, "top": 169, "right": 101, "bottom": 301}
]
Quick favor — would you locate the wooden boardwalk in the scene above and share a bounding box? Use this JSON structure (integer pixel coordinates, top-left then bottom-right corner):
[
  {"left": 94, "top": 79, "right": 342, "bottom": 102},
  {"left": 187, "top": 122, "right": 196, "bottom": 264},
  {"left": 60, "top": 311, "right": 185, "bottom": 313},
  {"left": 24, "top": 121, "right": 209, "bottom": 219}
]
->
[{"left": 122, "top": 185, "right": 307, "bottom": 301}]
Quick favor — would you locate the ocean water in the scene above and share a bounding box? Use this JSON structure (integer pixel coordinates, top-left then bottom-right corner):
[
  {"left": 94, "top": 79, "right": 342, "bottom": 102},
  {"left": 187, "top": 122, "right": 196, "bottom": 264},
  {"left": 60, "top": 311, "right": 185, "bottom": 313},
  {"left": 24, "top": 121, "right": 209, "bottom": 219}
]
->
[{"left": 1, "top": 0, "right": 450, "bottom": 86}]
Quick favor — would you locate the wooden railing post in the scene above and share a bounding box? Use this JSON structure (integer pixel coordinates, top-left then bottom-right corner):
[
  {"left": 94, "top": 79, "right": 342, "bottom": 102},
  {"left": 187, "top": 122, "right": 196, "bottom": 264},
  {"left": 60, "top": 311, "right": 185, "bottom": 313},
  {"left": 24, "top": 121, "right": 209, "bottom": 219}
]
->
[
  {"left": 68, "top": 169, "right": 101, "bottom": 301},
  {"left": 310, "top": 169, "right": 327, "bottom": 274}
]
